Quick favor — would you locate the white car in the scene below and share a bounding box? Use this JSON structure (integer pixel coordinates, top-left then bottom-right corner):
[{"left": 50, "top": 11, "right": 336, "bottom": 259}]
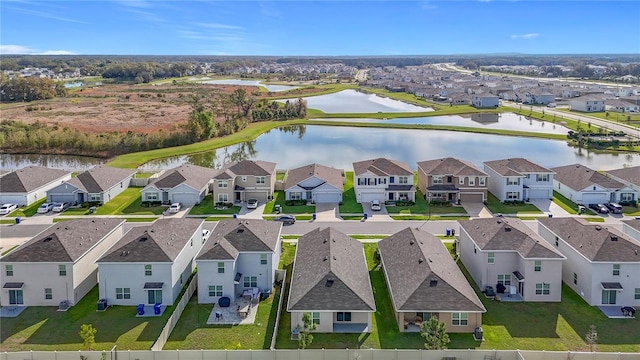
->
[
  {"left": 371, "top": 200, "right": 382, "bottom": 211},
  {"left": 247, "top": 199, "right": 259, "bottom": 209},
  {"left": 202, "top": 229, "right": 211, "bottom": 241},
  {"left": 37, "top": 202, "right": 54, "bottom": 214},
  {"left": 0, "top": 204, "right": 18, "bottom": 215},
  {"left": 52, "top": 202, "right": 69, "bottom": 212},
  {"left": 169, "top": 202, "right": 183, "bottom": 214}
]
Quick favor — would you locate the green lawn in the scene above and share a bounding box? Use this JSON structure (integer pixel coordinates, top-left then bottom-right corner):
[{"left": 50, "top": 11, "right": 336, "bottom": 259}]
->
[
  {"left": 339, "top": 172, "right": 363, "bottom": 214},
  {"left": 189, "top": 195, "right": 241, "bottom": 215},
  {"left": 385, "top": 190, "right": 467, "bottom": 215},
  {"left": 552, "top": 191, "right": 596, "bottom": 215},
  {"left": 485, "top": 193, "right": 542, "bottom": 215},
  {"left": 78, "top": 187, "right": 166, "bottom": 215},
  {"left": 265, "top": 191, "right": 316, "bottom": 214},
  {"left": 390, "top": 215, "right": 471, "bottom": 221},
  {"left": 8, "top": 198, "right": 46, "bottom": 217},
  {"left": 623, "top": 205, "right": 640, "bottom": 216}
]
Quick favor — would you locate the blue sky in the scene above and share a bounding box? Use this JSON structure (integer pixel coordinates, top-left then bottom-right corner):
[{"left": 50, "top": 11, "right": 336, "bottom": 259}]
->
[{"left": 1, "top": 0, "right": 639, "bottom": 56}]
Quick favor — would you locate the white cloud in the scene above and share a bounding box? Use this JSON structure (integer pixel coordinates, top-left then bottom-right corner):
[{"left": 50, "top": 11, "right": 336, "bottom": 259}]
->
[
  {"left": 4, "top": 6, "right": 90, "bottom": 24},
  {"left": 0, "top": 45, "right": 76, "bottom": 55},
  {"left": 511, "top": 33, "right": 540, "bottom": 39},
  {"left": 113, "top": 0, "right": 152, "bottom": 8},
  {"left": 195, "top": 22, "right": 242, "bottom": 30}
]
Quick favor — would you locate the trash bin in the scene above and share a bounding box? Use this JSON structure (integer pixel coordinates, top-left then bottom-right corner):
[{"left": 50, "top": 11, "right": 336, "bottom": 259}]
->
[
  {"left": 548, "top": 213, "right": 553, "bottom": 218},
  {"left": 446, "top": 228, "right": 451, "bottom": 236},
  {"left": 153, "top": 303, "right": 161, "bottom": 315},
  {"left": 137, "top": 304, "right": 145, "bottom": 315},
  {"left": 364, "top": 212, "right": 368, "bottom": 220},
  {"left": 312, "top": 213, "right": 316, "bottom": 221},
  {"left": 97, "top": 299, "right": 107, "bottom": 311},
  {"left": 233, "top": 213, "right": 237, "bottom": 219},
  {"left": 15, "top": 217, "right": 20, "bottom": 224}
]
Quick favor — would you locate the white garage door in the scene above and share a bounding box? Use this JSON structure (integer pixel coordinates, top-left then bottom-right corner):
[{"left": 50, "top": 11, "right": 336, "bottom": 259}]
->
[
  {"left": 315, "top": 192, "right": 341, "bottom": 203},
  {"left": 581, "top": 193, "right": 608, "bottom": 205},
  {"left": 0, "top": 194, "right": 27, "bottom": 206},
  {"left": 527, "top": 188, "right": 550, "bottom": 200},
  {"left": 172, "top": 193, "right": 200, "bottom": 205},
  {"left": 360, "top": 193, "right": 381, "bottom": 203}
]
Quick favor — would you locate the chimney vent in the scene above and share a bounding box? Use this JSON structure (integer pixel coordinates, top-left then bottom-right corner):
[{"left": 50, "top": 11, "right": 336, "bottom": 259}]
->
[
  {"left": 418, "top": 258, "right": 424, "bottom": 264},
  {"left": 610, "top": 236, "right": 618, "bottom": 241},
  {"left": 595, "top": 225, "right": 602, "bottom": 231},
  {"left": 325, "top": 279, "right": 334, "bottom": 287},
  {"left": 505, "top": 226, "right": 512, "bottom": 232},
  {"left": 430, "top": 279, "right": 438, "bottom": 287}
]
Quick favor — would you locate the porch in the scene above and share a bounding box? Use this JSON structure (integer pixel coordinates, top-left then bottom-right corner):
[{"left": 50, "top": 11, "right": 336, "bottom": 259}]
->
[{"left": 598, "top": 306, "right": 636, "bottom": 319}]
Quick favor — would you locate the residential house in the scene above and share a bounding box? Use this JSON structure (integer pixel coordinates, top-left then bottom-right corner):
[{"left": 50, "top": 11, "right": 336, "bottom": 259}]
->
[
  {"left": 552, "top": 164, "right": 636, "bottom": 204},
  {"left": 352, "top": 158, "right": 416, "bottom": 203},
  {"left": 284, "top": 164, "right": 343, "bottom": 204},
  {"left": 140, "top": 164, "right": 218, "bottom": 205},
  {"left": 0, "top": 219, "right": 125, "bottom": 307},
  {"left": 195, "top": 219, "right": 282, "bottom": 304},
  {"left": 606, "top": 99, "right": 640, "bottom": 113},
  {"left": 97, "top": 219, "right": 205, "bottom": 306},
  {"left": 622, "top": 219, "right": 640, "bottom": 243},
  {"left": 471, "top": 95, "right": 499, "bottom": 108},
  {"left": 570, "top": 97, "right": 605, "bottom": 112},
  {"left": 0, "top": 166, "right": 71, "bottom": 206},
  {"left": 417, "top": 158, "right": 489, "bottom": 203},
  {"left": 483, "top": 158, "right": 554, "bottom": 202},
  {"left": 537, "top": 217, "right": 640, "bottom": 307},
  {"left": 211, "top": 160, "right": 277, "bottom": 204},
  {"left": 604, "top": 166, "right": 640, "bottom": 205},
  {"left": 378, "top": 228, "right": 486, "bottom": 333},
  {"left": 458, "top": 218, "right": 565, "bottom": 302},
  {"left": 287, "top": 227, "right": 375, "bottom": 333},
  {"left": 46, "top": 165, "right": 137, "bottom": 205}
]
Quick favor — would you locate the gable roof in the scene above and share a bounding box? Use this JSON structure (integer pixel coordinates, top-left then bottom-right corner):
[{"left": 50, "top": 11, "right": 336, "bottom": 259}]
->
[
  {"left": 606, "top": 166, "right": 640, "bottom": 187},
  {"left": 285, "top": 163, "right": 343, "bottom": 190},
  {"left": 459, "top": 218, "right": 564, "bottom": 259},
  {"left": 97, "top": 219, "right": 203, "bottom": 263},
  {"left": 1, "top": 219, "right": 124, "bottom": 263},
  {"left": 66, "top": 165, "right": 137, "bottom": 193},
  {"left": 149, "top": 164, "right": 218, "bottom": 191},
  {"left": 551, "top": 164, "right": 623, "bottom": 191},
  {"left": 417, "top": 158, "right": 487, "bottom": 177},
  {"left": 196, "top": 219, "right": 282, "bottom": 261},
  {"left": 378, "top": 228, "right": 485, "bottom": 313},
  {"left": 622, "top": 219, "right": 640, "bottom": 233},
  {"left": 353, "top": 158, "right": 413, "bottom": 177},
  {"left": 0, "top": 166, "right": 70, "bottom": 193},
  {"left": 287, "top": 227, "right": 375, "bottom": 312},
  {"left": 216, "top": 160, "right": 277, "bottom": 178},
  {"left": 484, "top": 158, "right": 553, "bottom": 176},
  {"left": 538, "top": 217, "right": 640, "bottom": 262}
]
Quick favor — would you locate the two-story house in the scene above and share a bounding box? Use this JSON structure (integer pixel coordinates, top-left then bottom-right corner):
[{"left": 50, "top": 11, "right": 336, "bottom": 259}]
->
[
  {"left": 211, "top": 160, "right": 277, "bottom": 204},
  {"left": 284, "top": 163, "right": 343, "bottom": 204},
  {"left": 483, "top": 158, "right": 554, "bottom": 202},
  {"left": 471, "top": 95, "right": 499, "bottom": 108},
  {"left": 570, "top": 97, "right": 606, "bottom": 112},
  {"left": 352, "top": 158, "right": 415, "bottom": 203},
  {"left": 195, "top": 219, "right": 282, "bottom": 304},
  {"left": 141, "top": 164, "right": 218, "bottom": 205},
  {"left": 552, "top": 164, "right": 636, "bottom": 204},
  {"left": 458, "top": 218, "right": 565, "bottom": 302},
  {"left": 417, "top": 158, "right": 489, "bottom": 203}
]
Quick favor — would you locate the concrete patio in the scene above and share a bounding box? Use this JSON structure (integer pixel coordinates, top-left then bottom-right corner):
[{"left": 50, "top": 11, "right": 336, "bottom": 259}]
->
[
  {"left": 0, "top": 306, "right": 27, "bottom": 318},
  {"left": 206, "top": 298, "right": 259, "bottom": 325},
  {"left": 598, "top": 306, "right": 636, "bottom": 319}
]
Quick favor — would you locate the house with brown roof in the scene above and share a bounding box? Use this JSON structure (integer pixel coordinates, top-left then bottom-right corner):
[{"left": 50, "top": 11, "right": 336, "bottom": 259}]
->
[
  {"left": 96, "top": 218, "right": 205, "bottom": 306},
  {"left": 287, "top": 227, "right": 375, "bottom": 333},
  {"left": 0, "top": 219, "right": 125, "bottom": 307},
  {"left": 537, "top": 217, "right": 640, "bottom": 307},
  {"left": 46, "top": 165, "right": 137, "bottom": 205},
  {"left": 211, "top": 160, "right": 277, "bottom": 205},
  {"left": 284, "top": 163, "right": 343, "bottom": 204},
  {"left": 552, "top": 164, "right": 636, "bottom": 205},
  {"left": 352, "top": 158, "right": 415, "bottom": 203},
  {"left": 0, "top": 166, "right": 71, "bottom": 206},
  {"left": 378, "top": 228, "right": 486, "bottom": 333},
  {"left": 484, "top": 158, "right": 554, "bottom": 202},
  {"left": 458, "top": 218, "right": 565, "bottom": 302},
  {"left": 140, "top": 164, "right": 218, "bottom": 205},
  {"left": 195, "top": 219, "right": 282, "bottom": 304},
  {"left": 417, "top": 158, "right": 489, "bottom": 203},
  {"left": 605, "top": 166, "right": 640, "bottom": 205}
]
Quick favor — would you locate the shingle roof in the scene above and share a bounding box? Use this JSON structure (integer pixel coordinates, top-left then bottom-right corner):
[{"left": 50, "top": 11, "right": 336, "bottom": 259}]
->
[
  {"left": 378, "top": 228, "right": 485, "bottom": 312},
  {"left": 606, "top": 166, "right": 640, "bottom": 187},
  {"left": 551, "top": 164, "right": 623, "bottom": 191},
  {"left": 622, "top": 219, "right": 640, "bottom": 233},
  {"left": 417, "top": 158, "right": 487, "bottom": 177},
  {"left": 66, "top": 165, "right": 137, "bottom": 193},
  {"left": 196, "top": 219, "right": 282, "bottom": 261},
  {"left": 149, "top": 164, "right": 218, "bottom": 191},
  {"left": 0, "top": 166, "right": 70, "bottom": 193},
  {"left": 1, "top": 219, "right": 124, "bottom": 262},
  {"left": 538, "top": 217, "right": 640, "bottom": 262},
  {"left": 287, "top": 227, "right": 375, "bottom": 311},
  {"left": 284, "top": 164, "right": 343, "bottom": 191},
  {"left": 353, "top": 158, "right": 413, "bottom": 177},
  {"left": 483, "top": 158, "right": 553, "bottom": 176},
  {"left": 218, "top": 160, "right": 277, "bottom": 177},
  {"left": 459, "top": 218, "right": 564, "bottom": 259},
  {"left": 97, "top": 219, "right": 203, "bottom": 263}
]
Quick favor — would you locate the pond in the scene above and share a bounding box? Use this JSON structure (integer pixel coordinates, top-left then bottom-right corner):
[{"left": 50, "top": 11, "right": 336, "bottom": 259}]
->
[
  {"left": 0, "top": 153, "right": 105, "bottom": 171},
  {"left": 287, "top": 89, "right": 433, "bottom": 113},
  {"left": 311, "top": 113, "right": 571, "bottom": 135},
  {"left": 198, "top": 79, "right": 297, "bottom": 92}
]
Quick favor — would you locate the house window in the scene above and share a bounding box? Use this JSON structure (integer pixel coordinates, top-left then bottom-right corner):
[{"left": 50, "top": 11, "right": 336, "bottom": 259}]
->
[
  {"left": 534, "top": 260, "right": 542, "bottom": 272},
  {"left": 218, "top": 181, "right": 228, "bottom": 188},
  {"left": 241, "top": 176, "right": 247, "bottom": 182},
  {"left": 311, "top": 312, "right": 320, "bottom": 325},
  {"left": 399, "top": 192, "right": 409, "bottom": 200},
  {"left": 256, "top": 176, "right": 265, "bottom": 184},
  {"left": 208, "top": 285, "right": 223, "bottom": 297},
  {"left": 432, "top": 176, "right": 443, "bottom": 184},
  {"left": 243, "top": 276, "right": 257, "bottom": 288},
  {"left": 59, "top": 265, "right": 67, "bottom": 276},
  {"left": 487, "top": 252, "right": 495, "bottom": 264},
  {"left": 536, "top": 174, "right": 549, "bottom": 182},
  {"left": 635, "top": 288, "right": 640, "bottom": 300},
  {"left": 89, "top": 194, "right": 101, "bottom": 202},
  {"left": 613, "top": 264, "right": 620, "bottom": 276},
  {"left": 218, "top": 262, "right": 225, "bottom": 274},
  {"left": 399, "top": 176, "right": 409, "bottom": 184},
  {"left": 479, "top": 177, "right": 486, "bottom": 186},
  {"left": 573, "top": 273, "right": 578, "bottom": 285},
  {"left": 145, "top": 264, "right": 152, "bottom": 276},
  {"left": 536, "top": 283, "right": 550, "bottom": 295},
  {"left": 507, "top": 177, "right": 520, "bottom": 186},
  {"left": 459, "top": 177, "right": 465, "bottom": 185},
  {"left": 506, "top": 191, "right": 519, "bottom": 200},
  {"left": 290, "top": 192, "right": 302, "bottom": 200},
  {"left": 452, "top": 312, "right": 468, "bottom": 326},
  {"left": 621, "top": 193, "right": 634, "bottom": 201},
  {"left": 336, "top": 312, "right": 352, "bottom": 322},
  {"left": 497, "top": 274, "right": 511, "bottom": 286},
  {"left": 447, "top": 176, "right": 453, "bottom": 183},
  {"left": 5, "top": 265, "right": 13, "bottom": 276},
  {"left": 146, "top": 192, "right": 159, "bottom": 201},
  {"left": 116, "top": 288, "right": 131, "bottom": 299},
  {"left": 469, "top": 177, "right": 475, "bottom": 186},
  {"left": 45, "top": 288, "right": 52, "bottom": 300},
  {"left": 218, "top": 193, "right": 228, "bottom": 203},
  {"left": 260, "top": 254, "right": 268, "bottom": 265}
]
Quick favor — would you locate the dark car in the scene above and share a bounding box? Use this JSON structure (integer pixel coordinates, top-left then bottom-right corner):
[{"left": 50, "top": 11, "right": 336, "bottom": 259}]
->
[
  {"left": 273, "top": 214, "right": 296, "bottom": 225},
  {"left": 605, "top": 202, "right": 623, "bottom": 214},
  {"left": 589, "top": 203, "right": 609, "bottom": 214},
  {"left": 482, "top": 285, "right": 496, "bottom": 297}
]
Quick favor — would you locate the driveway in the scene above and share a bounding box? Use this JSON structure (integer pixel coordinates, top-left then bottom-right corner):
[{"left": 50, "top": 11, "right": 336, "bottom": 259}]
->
[
  {"left": 461, "top": 202, "right": 493, "bottom": 219},
  {"left": 238, "top": 203, "right": 266, "bottom": 219},
  {"left": 362, "top": 202, "right": 393, "bottom": 222},
  {"left": 529, "top": 199, "right": 572, "bottom": 217},
  {"left": 314, "top": 203, "right": 342, "bottom": 221}
]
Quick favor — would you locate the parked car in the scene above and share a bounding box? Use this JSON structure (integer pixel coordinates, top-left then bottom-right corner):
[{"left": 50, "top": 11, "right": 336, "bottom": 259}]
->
[
  {"left": 37, "top": 202, "right": 54, "bottom": 214},
  {"left": 273, "top": 214, "right": 296, "bottom": 225},
  {"left": 52, "top": 202, "right": 69, "bottom": 213},
  {"left": 589, "top": 203, "right": 609, "bottom": 214},
  {"left": 605, "top": 202, "right": 623, "bottom": 214},
  {"left": 202, "top": 229, "right": 211, "bottom": 241},
  {"left": 168, "top": 202, "right": 183, "bottom": 214},
  {"left": 247, "top": 198, "right": 259, "bottom": 209},
  {"left": 0, "top": 203, "right": 18, "bottom": 215},
  {"left": 371, "top": 200, "right": 382, "bottom": 211},
  {"left": 547, "top": 102, "right": 557, "bottom": 108}
]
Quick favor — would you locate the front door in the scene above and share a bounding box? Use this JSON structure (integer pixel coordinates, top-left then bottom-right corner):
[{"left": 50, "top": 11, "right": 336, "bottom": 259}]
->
[
  {"left": 235, "top": 192, "right": 241, "bottom": 202},
  {"left": 389, "top": 192, "right": 394, "bottom": 201},
  {"left": 9, "top": 290, "right": 23, "bottom": 305},
  {"left": 306, "top": 191, "right": 312, "bottom": 201},
  {"left": 602, "top": 290, "right": 616, "bottom": 305},
  {"left": 518, "top": 282, "right": 524, "bottom": 297},
  {"left": 448, "top": 193, "right": 456, "bottom": 201},
  {"left": 148, "top": 290, "right": 162, "bottom": 304}
]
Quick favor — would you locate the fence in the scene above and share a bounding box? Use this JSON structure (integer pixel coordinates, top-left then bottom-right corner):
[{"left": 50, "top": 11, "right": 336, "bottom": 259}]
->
[
  {"left": 269, "top": 269, "right": 287, "bottom": 350},
  {"left": 150, "top": 273, "right": 198, "bottom": 351},
  {"left": 130, "top": 171, "right": 164, "bottom": 187}
]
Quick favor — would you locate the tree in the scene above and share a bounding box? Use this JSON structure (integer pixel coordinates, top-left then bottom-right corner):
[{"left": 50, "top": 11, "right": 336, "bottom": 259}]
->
[
  {"left": 298, "top": 312, "right": 317, "bottom": 349},
  {"left": 79, "top": 324, "right": 97, "bottom": 350},
  {"left": 420, "top": 316, "right": 450, "bottom": 350},
  {"left": 585, "top": 324, "right": 597, "bottom": 352}
]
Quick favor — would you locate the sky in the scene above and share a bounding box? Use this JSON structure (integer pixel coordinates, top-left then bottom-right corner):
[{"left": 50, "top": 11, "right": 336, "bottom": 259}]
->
[{"left": 1, "top": 0, "right": 639, "bottom": 56}]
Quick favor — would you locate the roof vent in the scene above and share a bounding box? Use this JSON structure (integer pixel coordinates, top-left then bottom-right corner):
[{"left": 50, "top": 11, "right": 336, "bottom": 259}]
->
[
  {"left": 91, "top": 220, "right": 95, "bottom": 223},
  {"left": 595, "top": 225, "right": 602, "bottom": 231},
  {"left": 610, "top": 236, "right": 618, "bottom": 241},
  {"left": 140, "top": 237, "right": 148, "bottom": 242},
  {"left": 43, "top": 237, "right": 53, "bottom": 242},
  {"left": 333, "top": 256, "right": 337, "bottom": 260},
  {"left": 430, "top": 279, "right": 438, "bottom": 287},
  {"left": 325, "top": 279, "right": 334, "bottom": 287},
  {"left": 237, "top": 229, "right": 244, "bottom": 233},
  {"left": 418, "top": 258, "right": 424, "bottom": 264},
  {"left": 497, "top": 219, "right": 502, "bottom": 224},
  {"left": 409, "top": 240, "right": 415, "bottom": 245},
  {"left": 505, "top": 226, "right": 512, "bottom": 232},
  {"left": 636, "top": 250, "right": 638, "bottom": 256},
  {"left": 324, "top": 256, "right": 328, "bottom": 261}
]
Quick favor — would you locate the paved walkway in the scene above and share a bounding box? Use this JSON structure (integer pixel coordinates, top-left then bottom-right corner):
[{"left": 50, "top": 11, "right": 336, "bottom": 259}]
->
[
  {"left": 314, "top": 203, "right": 342, "bottom": 221},
  {"left": 461, "top": 202, "right": 493, "bottom": 219}
]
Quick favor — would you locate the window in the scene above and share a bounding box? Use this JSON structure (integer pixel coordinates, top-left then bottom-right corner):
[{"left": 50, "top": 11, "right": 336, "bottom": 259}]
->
[
  {"left": 208, "top": 285, "right": 223, "bottom": 297},
  {"left": 621, "top": 193, "right": 634, "bottom": 201},
  {"left": 506, "top": 191, "right": 519, "bottom": 200},
  {"left": 58, "top": 265, "right": 67, "bottom": 276},
  {"left": 290, "top": 192, "right": 302, "bottom": 200},
  {"left": 447, "top": 176, "right": 452, "bottom": 183},
  {"left": 432, "top": 176, "right": 443, "bottom": 184},
  {"left": 507, "top": 177, "right": 520, "bottom": 186},
  {"left": 536, "top": 174, "right": 549, "bottom": 182},
  {"left": 555, "top": 236, "right": 559, "bottom": 247},
  {"left": 145, "top": 264, "right": 152, "bottom": 276},
  {"left": 218, "top": 181, "right": 228, "bottom": 188},
  {"left": 613, "top": 264, "right": 620, "bottom": 276},
  {"left": 573, "top": 273, "right": 578, "bottom": 285},
  {"left": 116, "top": 288, "right": 131, "bottom": 299},
  {"left": 452, "top": 312, "right": 468, "bottom": 326},
  {"left": 399, "top": 176, "right": 409, "bottom": 184},
  {"left": 487, "top": 252, "right": 495, "bottom": 264},
  {"left": 218, "top": 262, "right": 225, "bottom": 274},
  {"left": 146, "top": 192, "right": 158, "bottom": 201},
  {"left": 311, "top": 312, "right": 320, "bottom": 325},
  {"left": 536, "top": 283, "right": 550, "bottom": 295},
  {"left": 5, "top": 265, "right": 13, "bottom": 277},
  {"left": 89, "top": 194, "right": 101, "bottom": 201},
  {"left": 459, "top": 177, "right": 465, "bottom": 185},
  {"left": 218, "top": 193, "right": 228, "bottom": 203},
  {"left": 479, "top": 177, "right": 486, "bottom": 186},
  {"left": 243, "top": 276, "right": 257, "bottom": 288},
  {"left": 635, "top": 288, "right": 640, "bottom": 300},
  {"left": 497, "top": 274, "right": 511, "bottom": 286},
  {"left": 469, "top": 177, "right": 475, "bottom": 186},
  {"left": 256, "top": 176, "right": 265, "bottom": 184},
  {"left": 336, "top": 312, "right": 352, "bottom": 322},
  {"left": 534, "top": 260, "right": 542, "bottom": 272},
  {"left": 241, "top": 176, "right": 247, "bottom": 182},
  {"left": 260, "top": 254, "right": 268, "bottom": 265},
  {"left": 45, "top": 288, "right": 52, "bottom": 300}
]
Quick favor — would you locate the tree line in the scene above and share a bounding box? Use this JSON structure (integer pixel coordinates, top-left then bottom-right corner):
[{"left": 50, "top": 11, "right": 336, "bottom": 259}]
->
[{"left": 0, "top": 75, "right": 67, "bottom": 102}]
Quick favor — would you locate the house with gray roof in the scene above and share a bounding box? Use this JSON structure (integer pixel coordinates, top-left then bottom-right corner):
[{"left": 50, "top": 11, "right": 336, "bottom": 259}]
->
[
  {"left": 284, "top": 164, "right": 343, "bottom": 204},
  {"left": 0, "top": 218, "right": 125, "bottom": 307},
  {"left": 378, "top": 228, "right": 486, "bottom": 333},
  {"left": 605, "top": 166, "right": 640, "bottom": 206},
  {"left": 211, "top": 160, "right": 277, "bottom": 205},
  {"left": 0, "top": 166, "right": 71, "bottom": 206},
  {"left": 552, "top": 164, "right": 636, "bottom": 205},
  {"left": 96, "top": 218, "right": 205, "bottom": 306},
  {"left": 46, "top": 165, "right": 137, "bottom": 205},
  {"left": 417, "top": 158, "right": 489, "bottom": 203},
  {"left": 484, "top": 158, "right": 554, "bottom": 202},
  {"left": 287, "top": 227, "right": 375, "bottom": 333},
  {"left": 537, "top": 217, "right": 640, "bottom": 308},
  {"left": 140, "top": 164, "right": 218, "bottom": 206},
  {"left": 353, "top": 158, "right": 415, "bottom": 204},
  {"left": 570, "top": 97, "right": 605, "bottom": 112},
  {"left": 621, "top": 219, "right": 640, "bottom": 243},
  {"left": 458, "top": 218, "right": 565, "bottom": 302},
  {"left": 195, "top": 219, "right": 282, "bottom": 304}
]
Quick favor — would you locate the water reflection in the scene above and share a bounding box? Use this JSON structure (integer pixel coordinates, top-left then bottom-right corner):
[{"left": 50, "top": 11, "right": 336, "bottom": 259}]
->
[
  {"left": 0, "top": 153, "right": 104, "bottom": 171},
  {"left": 288, "top": 89, "right": 433, "bottom": 113}
]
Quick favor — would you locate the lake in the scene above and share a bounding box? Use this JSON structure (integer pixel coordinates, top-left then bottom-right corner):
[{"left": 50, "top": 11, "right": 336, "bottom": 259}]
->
[
  {"left": 0, "top": 153, "right": 105, "bottom": 171},
  {"left": 288, "top": 89, "right": 433, "bottom": 113},
  {"left": 198, "top": 79, "right": 297, "bottom": 92}
]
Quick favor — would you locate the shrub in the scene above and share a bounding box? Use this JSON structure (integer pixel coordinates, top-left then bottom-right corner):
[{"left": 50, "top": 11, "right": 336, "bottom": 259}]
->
[
  {"left": 215, "top": 202, "right": 234, "bottom": 208},
  {"left": 620, "top": 200, "right": 638, "bottom": 207},
  {"left": 396, "top": 200, "right": 415, "bottom": 206},
  {"left": 81, "top": 201, "right": 101, "bottom": 208},
  {"left": 285, "top": 200, "right": 307, "bottom": 206}
]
